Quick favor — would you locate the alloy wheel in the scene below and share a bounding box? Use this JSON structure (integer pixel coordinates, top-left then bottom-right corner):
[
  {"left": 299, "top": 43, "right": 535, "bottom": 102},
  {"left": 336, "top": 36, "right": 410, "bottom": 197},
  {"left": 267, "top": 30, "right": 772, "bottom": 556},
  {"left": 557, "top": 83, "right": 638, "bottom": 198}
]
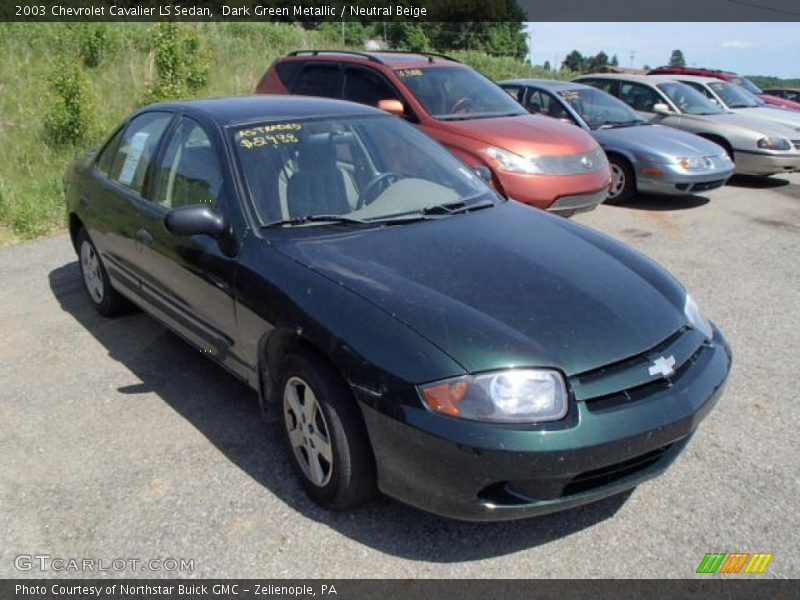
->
[
  {"left": 283, "top": 376, "right": 334, "bottom": 487},
  {"left": 80, "top": 240, "right": 104, "bottom": 303},
  {"left": 609, "top": 163, "right": 626, "bottom": 199}
]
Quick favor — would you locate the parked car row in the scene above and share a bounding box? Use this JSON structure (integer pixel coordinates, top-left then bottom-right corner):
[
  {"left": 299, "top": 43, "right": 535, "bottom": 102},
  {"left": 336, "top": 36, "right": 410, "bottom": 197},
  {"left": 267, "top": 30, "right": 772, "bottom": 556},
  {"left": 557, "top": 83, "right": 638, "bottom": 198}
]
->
[
  {"left": 63, "top": 49, "right": 753, "bottom": 521},
  {"left": 258, "top": 51, "right": 800, "bottom": 211}
]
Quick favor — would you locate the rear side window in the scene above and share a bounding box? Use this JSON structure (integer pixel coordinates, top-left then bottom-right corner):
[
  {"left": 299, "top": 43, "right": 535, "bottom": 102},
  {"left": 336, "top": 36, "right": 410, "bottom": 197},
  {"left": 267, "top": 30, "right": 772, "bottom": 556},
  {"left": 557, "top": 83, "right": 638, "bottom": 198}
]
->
[
  {"left": 579, "top": 78, "right": 616, "bottom": 94},
  {"left": 95, "top": 128, "right": 124, "bottom": 176},
  {"left": 275, "top": 61, "right": 303, "bottom": 88},
  {"left": 291, "top": 64, "right": 343, "bottom": 98},
  {"left": 108, "top": 112, "right": 173, "bottom": 195},
  {"left": 619, "top": 82, "right": 662, "bottom": 112},
  {"left": 342, "top": 67, "right": 400, "bottom": 107}
]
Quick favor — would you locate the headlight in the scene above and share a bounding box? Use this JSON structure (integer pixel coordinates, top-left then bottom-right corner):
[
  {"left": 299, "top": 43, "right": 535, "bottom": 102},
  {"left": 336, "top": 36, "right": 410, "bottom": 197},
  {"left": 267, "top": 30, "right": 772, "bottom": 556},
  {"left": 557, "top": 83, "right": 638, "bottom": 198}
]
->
[
  {"left": 677, "top": 156, "right": 712, "bottom": 170},
  {"left": 684, "top": 293, "right": 713, "bottom": 339},
  {"left": 757, "top": 137, "right": 792, "bottom": 151},
  {"left": 482, "top": 146, "right": 606, "bottom": 175},
  {"left": 419, "top": 369, "right": 568, "bottom": 423}
]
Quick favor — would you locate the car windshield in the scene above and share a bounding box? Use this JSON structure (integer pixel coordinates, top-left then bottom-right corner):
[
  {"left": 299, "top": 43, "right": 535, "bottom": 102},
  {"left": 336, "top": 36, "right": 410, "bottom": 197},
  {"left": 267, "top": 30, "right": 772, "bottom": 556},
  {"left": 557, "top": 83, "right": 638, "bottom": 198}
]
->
[
  {"left": 396, "top": 66, "right": 526, "bottom": 120},
  {"left": 657, "top": 82, "right": 725, "bottom": 115},
  {"left": 708, "top": 81, "right": 760, "bottom": 108},
  {"left": 557, "top": 87, "right": 645, "bottom": 129},
  {"left": 231, "top": 115, "right": 497, "bottom": 227},
  {"left": 730, "top": 76, "right": 763, "bottom": 95}
]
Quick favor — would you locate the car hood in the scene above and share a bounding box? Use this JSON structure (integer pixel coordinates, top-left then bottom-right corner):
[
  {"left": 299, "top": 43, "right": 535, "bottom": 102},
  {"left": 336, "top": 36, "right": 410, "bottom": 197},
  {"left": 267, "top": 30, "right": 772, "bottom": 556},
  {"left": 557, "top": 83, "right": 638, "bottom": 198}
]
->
[
  {"left": 594, "top": 124, "right": 726, "bottom": 158},
  {"left": 731, "top": 107, "right": 800, "bottom": 131},
  {"left": 684, "top": 111, "right": 799, "bottom": 138},
  {"left": 273, "top": 202, "right": 687, "bottom": 377},
  {"left": 432, "top": 114, "right": 598, "bottom": 157}
]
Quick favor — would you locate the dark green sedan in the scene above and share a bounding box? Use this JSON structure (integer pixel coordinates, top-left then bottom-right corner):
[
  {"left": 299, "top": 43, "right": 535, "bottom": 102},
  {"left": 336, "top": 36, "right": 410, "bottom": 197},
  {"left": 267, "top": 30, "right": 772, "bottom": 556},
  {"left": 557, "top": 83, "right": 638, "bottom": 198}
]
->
[{"left": 64, "top": 96, "right": 731, "bottom": 521}]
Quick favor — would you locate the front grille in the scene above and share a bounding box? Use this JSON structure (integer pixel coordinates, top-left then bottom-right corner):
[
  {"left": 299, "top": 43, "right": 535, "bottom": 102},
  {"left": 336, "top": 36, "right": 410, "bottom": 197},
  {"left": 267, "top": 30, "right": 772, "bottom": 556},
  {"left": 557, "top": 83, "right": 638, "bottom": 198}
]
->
[
  {"left": 570, "top": 325, "right": 709, "bottom": 410},
  {"left": 689, "top": 179, "right": 727, "bottom": 192}
]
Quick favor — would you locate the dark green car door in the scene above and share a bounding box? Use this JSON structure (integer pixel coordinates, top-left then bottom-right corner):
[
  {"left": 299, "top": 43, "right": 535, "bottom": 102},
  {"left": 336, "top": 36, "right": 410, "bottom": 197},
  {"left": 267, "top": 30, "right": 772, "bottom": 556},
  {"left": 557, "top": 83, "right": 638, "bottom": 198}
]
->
[{"left": 132, "top": 116, "right": 246, "bottom": 379}]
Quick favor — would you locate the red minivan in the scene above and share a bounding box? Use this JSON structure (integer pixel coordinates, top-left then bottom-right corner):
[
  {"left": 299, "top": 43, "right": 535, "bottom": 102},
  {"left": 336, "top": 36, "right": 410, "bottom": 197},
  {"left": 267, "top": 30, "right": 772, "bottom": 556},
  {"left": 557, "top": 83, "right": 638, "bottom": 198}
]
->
[{"left": 257, "top": 51, "right": 611, "bottom": 216}]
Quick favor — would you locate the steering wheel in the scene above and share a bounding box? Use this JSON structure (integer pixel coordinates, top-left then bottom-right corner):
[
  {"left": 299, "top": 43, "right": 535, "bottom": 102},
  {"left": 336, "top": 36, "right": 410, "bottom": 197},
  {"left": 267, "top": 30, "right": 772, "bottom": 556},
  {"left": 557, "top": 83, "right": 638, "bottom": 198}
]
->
[
  {"left": 450, "top": 97, "right": 475, "bottom": 114},
  {"left": 356, "top": 172, "right": 405, "bottom": 209}
]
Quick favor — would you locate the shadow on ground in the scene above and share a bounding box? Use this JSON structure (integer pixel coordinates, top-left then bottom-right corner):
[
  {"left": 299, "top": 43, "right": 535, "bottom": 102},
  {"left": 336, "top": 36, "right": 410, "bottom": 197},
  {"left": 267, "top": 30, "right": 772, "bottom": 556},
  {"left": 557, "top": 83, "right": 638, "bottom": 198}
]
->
[
  {"left": 726, "top": 175, "right": 791, "bottom": 189},
  {"left": 609, "top": 193, "right": 710, "bottom": 211},
  {"left": 49, "top": 260, "right": 631, "bottom": 562}
]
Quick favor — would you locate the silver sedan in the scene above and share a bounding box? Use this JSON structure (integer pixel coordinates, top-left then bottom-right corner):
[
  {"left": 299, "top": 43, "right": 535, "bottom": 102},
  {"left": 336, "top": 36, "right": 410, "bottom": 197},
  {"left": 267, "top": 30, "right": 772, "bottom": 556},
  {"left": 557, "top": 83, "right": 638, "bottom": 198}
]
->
[
  {"left": 499, "top": 79, "right": 735, "bottom": 203},
  {"left": 574, "top": 73, "right": 800, "bottom": 177},
  {"left": 669, "top": 74, "right": 800, "bottom": 132}
]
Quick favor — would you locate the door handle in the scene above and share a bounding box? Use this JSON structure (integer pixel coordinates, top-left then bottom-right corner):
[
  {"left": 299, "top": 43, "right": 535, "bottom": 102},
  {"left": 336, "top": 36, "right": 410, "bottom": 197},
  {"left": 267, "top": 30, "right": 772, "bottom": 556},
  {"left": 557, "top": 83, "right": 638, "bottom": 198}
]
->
[{"left": 136, "top": 228, "right": 154, "bottom": 247}]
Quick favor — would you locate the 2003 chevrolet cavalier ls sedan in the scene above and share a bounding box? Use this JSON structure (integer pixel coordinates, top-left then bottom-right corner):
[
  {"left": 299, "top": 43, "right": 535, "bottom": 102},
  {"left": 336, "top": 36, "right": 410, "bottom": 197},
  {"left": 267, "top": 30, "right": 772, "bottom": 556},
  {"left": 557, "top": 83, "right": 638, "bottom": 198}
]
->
[{"left": 64, "top": 96, "right": 731, "bottom": 521}]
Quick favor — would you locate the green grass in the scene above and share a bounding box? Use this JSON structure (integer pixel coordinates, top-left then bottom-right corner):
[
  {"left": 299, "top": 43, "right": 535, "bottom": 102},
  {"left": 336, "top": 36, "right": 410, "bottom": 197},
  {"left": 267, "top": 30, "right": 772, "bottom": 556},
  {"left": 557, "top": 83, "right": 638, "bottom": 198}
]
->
[{"left": 0, "top": 23, "right": 569, "bottom": 241}]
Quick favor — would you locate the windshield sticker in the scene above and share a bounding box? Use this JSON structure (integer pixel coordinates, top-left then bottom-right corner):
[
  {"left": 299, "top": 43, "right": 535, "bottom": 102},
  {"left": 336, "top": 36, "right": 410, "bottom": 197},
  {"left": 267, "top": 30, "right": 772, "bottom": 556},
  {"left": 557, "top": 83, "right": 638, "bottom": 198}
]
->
[
  {"left": 238, "top": 123, "right": 302, "bottom": 150},
  {"left": 239, "top": 133, "right": 299, "bottom": 149},
  {"left": 560, "top": 90, "right": 580, "bottom": 101},
  {"left": 239, "top": 123, "right": 302, "bottom": 138},
  {"left": 118, "top": 131, "right": 149, "bottom": 186},
  {"left": 396, "top": 69, "right": 423, "bottom": 78}
]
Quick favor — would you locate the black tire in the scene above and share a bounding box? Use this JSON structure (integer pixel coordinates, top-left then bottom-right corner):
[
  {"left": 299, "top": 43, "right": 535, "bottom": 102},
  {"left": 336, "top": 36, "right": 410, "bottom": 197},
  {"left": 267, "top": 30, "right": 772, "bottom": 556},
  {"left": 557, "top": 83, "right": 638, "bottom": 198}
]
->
[
  {"left": 278, "top": 352, "right": 377, "bottom": 510},
  {"left": 76, "top": 228, "right": 131, "bottom": 317},
  {"left": 607, "top": 156, "right": 636, "bottom": 204}
]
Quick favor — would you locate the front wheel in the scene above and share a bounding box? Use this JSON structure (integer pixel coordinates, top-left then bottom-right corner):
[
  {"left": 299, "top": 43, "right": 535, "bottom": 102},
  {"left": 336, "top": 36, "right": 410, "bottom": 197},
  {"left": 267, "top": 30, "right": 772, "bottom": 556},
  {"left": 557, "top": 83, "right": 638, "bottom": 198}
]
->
[
  {"left": 607, "top": 157, "right": 636, "bottom": 204},
  {"left": 279, "top": 352, "right": 376, "bottom": 510},
  {"left": 76, "top": 229, "right": 130, "bottom": 317}
]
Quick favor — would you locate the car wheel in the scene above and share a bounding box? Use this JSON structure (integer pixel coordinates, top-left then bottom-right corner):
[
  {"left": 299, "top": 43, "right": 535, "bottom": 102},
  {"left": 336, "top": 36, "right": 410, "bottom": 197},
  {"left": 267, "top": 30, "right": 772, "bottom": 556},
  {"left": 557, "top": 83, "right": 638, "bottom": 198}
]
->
[
  {"left": 76, "top": 229, "right": 130, "bottom": 317},
  {"left": 607, "top": 157, "right": 635, "bottom": 204},
  {"left": 279, "top": 352, "right": 376, "bottom": 510}
]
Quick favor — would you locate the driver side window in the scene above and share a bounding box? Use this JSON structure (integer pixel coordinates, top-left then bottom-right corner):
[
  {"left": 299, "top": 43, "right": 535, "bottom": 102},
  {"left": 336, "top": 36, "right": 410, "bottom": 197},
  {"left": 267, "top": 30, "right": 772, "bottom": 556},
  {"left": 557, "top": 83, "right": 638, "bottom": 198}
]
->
[
  {"left": 619, "top": 83, "right": 662, "bottom": 112},
  {"left": 153, "top": 118, "right": 223, "bottom": 210}
]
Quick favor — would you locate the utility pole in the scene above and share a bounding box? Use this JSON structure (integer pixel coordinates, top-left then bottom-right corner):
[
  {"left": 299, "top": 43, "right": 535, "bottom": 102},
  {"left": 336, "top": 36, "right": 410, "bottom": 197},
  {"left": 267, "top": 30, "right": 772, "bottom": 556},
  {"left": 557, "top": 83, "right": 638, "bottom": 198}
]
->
[
  {"left": 629, "top": 50, "right": 636, "bottom": 69},
  {"left": 528, "top": 29, "right": 534, "bottom": 65}
]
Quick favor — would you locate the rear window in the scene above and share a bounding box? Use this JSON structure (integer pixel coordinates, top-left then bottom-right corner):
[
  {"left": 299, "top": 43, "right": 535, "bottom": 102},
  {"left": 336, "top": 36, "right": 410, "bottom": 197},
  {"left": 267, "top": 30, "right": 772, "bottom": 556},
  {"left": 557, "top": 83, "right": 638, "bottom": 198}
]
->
[{"left": 274, "top": 61, "right": 303, "bottom": 88}]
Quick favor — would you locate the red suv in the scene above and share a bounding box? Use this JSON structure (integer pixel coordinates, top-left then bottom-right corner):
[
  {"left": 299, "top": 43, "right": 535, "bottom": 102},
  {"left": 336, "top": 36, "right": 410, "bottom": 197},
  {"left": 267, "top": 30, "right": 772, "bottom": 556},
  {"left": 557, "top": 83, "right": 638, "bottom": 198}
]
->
[
  {"left": 257, "top": 51, "right": 611, "bottom": 216},
  {"left": 648, "top": 66, "right": 800, "bottom": 111}
]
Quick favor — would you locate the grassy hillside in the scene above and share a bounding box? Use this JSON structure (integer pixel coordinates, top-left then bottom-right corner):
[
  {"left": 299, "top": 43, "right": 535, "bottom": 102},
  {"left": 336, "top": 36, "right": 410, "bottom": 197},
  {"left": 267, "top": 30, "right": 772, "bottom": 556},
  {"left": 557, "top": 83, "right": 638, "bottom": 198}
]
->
[{"left": 0, "top": 23, "right": 562, "bottom": 242}]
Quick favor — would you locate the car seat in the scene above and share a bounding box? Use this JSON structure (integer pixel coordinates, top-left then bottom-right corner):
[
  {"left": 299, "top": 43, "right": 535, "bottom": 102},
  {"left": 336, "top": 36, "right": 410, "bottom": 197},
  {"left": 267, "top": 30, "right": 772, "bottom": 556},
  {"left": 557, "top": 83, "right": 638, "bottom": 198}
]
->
[{"left": 286, "top": 134, "right": 351, "bottom": 219}]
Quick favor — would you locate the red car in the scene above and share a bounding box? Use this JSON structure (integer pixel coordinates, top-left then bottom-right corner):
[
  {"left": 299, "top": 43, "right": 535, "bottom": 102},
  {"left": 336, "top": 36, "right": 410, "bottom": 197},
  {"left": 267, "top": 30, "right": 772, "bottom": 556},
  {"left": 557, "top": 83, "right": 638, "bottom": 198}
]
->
[
  {"left": 648, "top": 66, "right": 800, "bottom": 111},
  {"left": 257, "top": 51, "right": 611, "bottom": 216}
]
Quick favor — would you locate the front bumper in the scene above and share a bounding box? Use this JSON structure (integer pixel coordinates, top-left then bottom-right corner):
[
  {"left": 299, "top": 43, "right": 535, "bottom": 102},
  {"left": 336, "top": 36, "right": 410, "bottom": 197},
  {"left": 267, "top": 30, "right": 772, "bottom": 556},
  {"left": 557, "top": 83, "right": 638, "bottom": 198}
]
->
[
  {"left": 358, "top": 326, "right": 731, "bottom": 522},
  {"left": 497, "top": 169, "right": 612, "bottom": 213},
  {"left": 733, "top": 150, "right": 800, "bottom": 176},
  {"left": 636, "top": 160, "right": 735, "bottom": 196}
]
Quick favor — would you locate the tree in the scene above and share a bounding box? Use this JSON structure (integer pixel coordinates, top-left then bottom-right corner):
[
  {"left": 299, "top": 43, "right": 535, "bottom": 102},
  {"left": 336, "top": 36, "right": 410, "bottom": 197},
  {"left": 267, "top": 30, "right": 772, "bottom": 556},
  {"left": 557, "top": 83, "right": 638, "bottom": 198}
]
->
[
  {"left": 669, "top": 49, "right": 686, "bottom": 67},
  {"left": 585, "top": 50, "right": 609, "bottom": 72},
  {"left": 610, "top": 54, "right": 619, "bottom": 67},
  {"left": 562, "top": 50, "right": 584, "bottom": 72},
  {"left": 543, "top": 60, "right": 551, "bottom": 71},
  {"left": 388, "top": 22, "right": 429, "bottom": 51}
]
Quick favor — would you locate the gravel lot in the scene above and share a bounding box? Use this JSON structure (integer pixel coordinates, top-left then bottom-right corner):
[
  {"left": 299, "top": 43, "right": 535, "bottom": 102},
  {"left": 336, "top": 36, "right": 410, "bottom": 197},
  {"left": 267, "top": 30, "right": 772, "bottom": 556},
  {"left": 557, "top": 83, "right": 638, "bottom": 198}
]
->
[{"left": 1, "top": 174, "right": 798, "bottom": 579}]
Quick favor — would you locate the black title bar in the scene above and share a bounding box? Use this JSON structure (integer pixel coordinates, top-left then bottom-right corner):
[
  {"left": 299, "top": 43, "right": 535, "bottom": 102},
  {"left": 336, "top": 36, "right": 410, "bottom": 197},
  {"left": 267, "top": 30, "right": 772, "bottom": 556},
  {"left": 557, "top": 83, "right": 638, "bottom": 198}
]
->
[{"left": 3, "top": 0, "right": 800, "bottom": 22}]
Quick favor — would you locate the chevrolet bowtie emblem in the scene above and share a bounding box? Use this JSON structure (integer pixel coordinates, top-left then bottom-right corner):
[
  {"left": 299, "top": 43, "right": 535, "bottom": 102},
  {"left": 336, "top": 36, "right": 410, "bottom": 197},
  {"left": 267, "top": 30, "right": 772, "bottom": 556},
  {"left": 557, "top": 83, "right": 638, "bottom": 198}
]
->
[{"left": 648, "top": 355, "right": 676, "bottom": 377}]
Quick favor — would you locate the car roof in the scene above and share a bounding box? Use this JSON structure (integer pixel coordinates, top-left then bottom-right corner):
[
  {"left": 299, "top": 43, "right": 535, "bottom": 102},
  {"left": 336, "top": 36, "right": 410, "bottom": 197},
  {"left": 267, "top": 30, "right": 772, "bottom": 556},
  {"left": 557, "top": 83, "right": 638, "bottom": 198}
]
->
[
  {"left": 141, "top": 95, "right": 382, "bottom": 126},
  {"left": 499, "top": 79, "right": 587, "bottom": 91},
  {"left": 660, "top": 74, "right": 720, "bottom": 84},
  {"left": 575, "top": 73, "right": 657, "bottom": 85},
  {"left": 280, "top": 50, "right": 462, "bottom": 69}
]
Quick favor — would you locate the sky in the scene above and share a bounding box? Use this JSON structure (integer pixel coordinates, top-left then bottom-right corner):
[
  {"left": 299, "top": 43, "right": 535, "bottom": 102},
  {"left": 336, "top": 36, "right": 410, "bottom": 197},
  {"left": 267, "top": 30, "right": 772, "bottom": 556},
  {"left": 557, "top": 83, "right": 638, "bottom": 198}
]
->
[{"left": 525, "top": 22, "right": 800, "bottom": 78}]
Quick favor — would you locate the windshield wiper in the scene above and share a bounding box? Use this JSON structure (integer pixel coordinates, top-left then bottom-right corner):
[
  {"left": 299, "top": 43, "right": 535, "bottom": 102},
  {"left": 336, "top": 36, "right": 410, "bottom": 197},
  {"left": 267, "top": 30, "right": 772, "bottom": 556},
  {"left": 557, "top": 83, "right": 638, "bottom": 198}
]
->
[
  {"left": 263, "top": 214, "right": 370, "bottom": 228},
  {"left": 420, "top": 198, "right": 496, "bottom": 215},
  {"left": 596, "top": 119, "right": 643, "bottom": 129}
]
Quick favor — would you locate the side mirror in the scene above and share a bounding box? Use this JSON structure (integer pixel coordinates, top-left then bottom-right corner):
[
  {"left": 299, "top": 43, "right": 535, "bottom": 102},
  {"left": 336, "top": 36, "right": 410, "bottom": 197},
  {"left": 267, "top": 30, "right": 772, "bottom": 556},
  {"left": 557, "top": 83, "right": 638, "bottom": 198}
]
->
[
  {"left": 473, "top": 165, "right": 493, "bottom": 183},
  {"left": 378, "top": 99, "right": 405, "bottom": 116},
  {"left": 652, "top": 103, "right": 672, "bottom": 115},
  {"left": 164, "top": 204, "right": 225, "bottom": 238}
]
